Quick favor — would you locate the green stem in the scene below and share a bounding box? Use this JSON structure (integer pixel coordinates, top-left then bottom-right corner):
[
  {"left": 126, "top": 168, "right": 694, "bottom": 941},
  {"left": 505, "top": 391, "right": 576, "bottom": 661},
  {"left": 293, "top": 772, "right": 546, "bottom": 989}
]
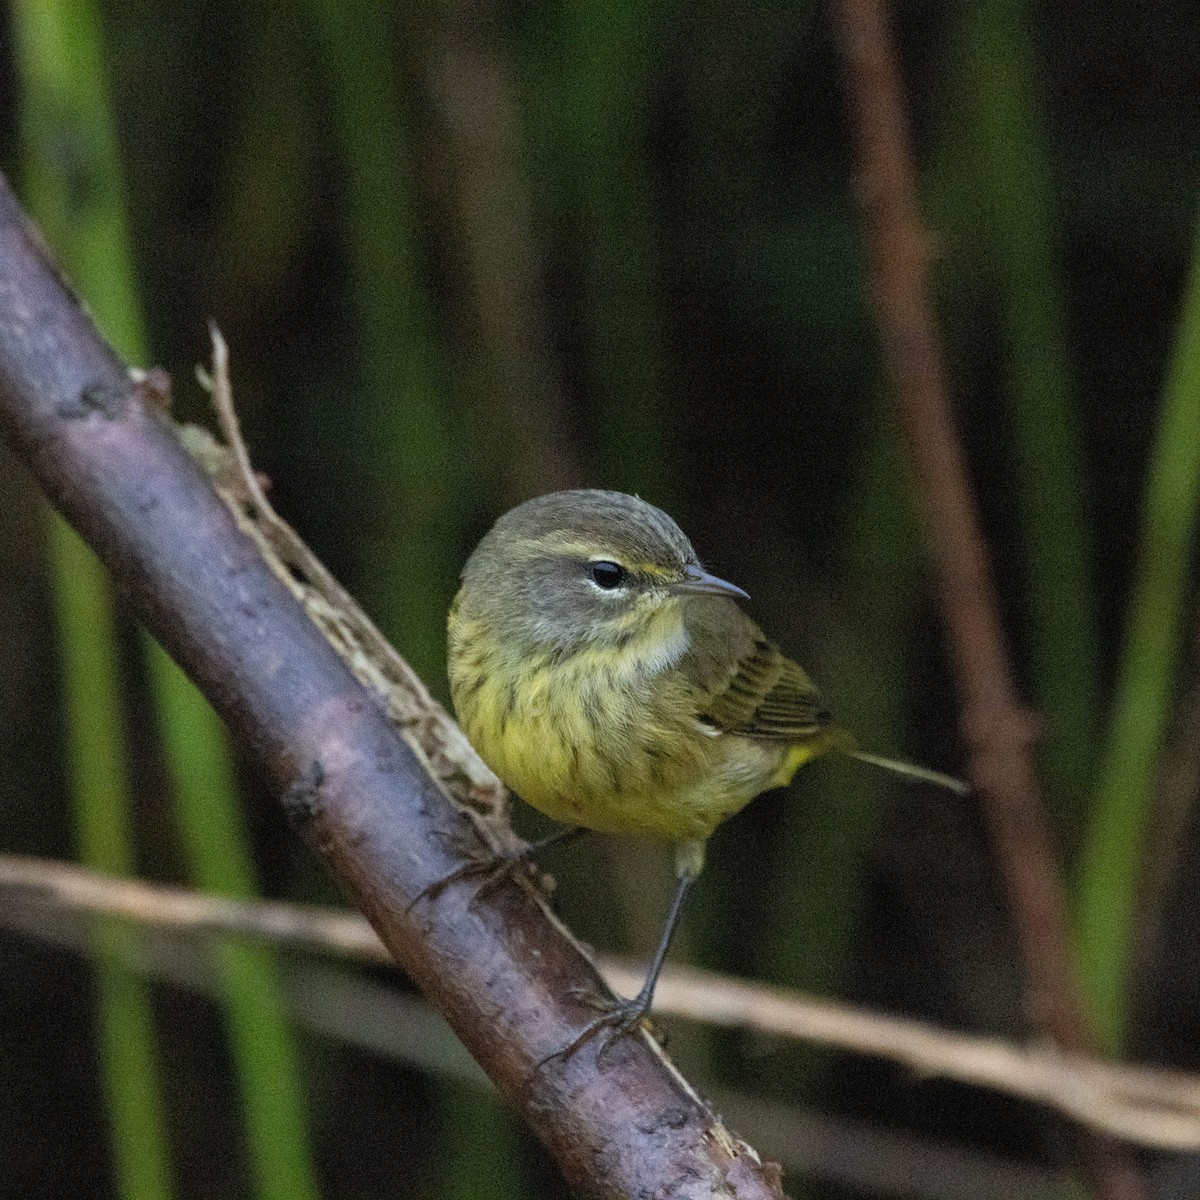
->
[
  {"left": 308, "top": 1, "right": 467, "bottom": 688},
  {"left": 962, "top": 0, "right": 1099, "bottom": 826},
  {"left": 14, "top": 1, "right": 321, "bottom": 1194},
  {"left": 149, "top": 650, "right": 320, "bottom": 1200},
  {"left": 1078, "top": 210, "right": 1200, "bottom": 1052},
  {"left": 521, "top": 0, "right": 671, "bottom": 496},
  {"left": 765, "top": 401, "right": 921, "bottom": 1004},
  {"left": 309, "top": 7, "right": 521, "bottom": 1196},
  {"left": 45, "top": 518, "right": 175, "bottom": 1200},
  {"left": 14, "top": 0, "right": 173, "bottom": 1193}
]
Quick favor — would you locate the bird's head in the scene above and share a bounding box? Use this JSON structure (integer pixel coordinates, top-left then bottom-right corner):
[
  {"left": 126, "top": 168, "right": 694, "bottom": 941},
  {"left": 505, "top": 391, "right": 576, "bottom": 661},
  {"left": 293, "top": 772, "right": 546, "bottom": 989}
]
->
[{"left": 457, "top": 489, "right": 748, "bottom": 659}]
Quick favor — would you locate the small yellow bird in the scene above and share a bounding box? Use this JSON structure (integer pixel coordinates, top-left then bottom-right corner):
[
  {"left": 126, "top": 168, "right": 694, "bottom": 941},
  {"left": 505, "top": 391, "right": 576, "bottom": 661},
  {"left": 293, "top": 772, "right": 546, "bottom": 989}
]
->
[{"left": 447, "top": 489, "right": 963, "bottom": 1054}]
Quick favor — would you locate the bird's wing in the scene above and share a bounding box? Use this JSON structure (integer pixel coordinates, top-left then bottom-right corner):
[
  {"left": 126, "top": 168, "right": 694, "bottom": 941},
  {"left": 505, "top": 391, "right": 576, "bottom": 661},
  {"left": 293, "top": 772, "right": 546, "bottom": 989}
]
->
[
  {"left": 683, "top": 605, "right": 830, "bottom": 741},
  {"left": 701, "top": 638, "right": 829, "bottom": 740}
]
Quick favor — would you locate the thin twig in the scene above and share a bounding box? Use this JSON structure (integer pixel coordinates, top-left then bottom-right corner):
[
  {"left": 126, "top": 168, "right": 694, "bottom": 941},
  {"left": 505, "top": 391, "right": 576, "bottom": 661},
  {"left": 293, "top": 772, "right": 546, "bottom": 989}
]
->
[
  {"left": 0, "top": 897, "right": 1065, "bottom": 1200},
  {"left": 5, "top": 853, "right": 1200, "bottom": 1151},
  {"left": 192, "top": 326, "right": 508, "bottom": 826},
  {"left": 831, "top": 2, "right": 1150, "bottom": 1197}
]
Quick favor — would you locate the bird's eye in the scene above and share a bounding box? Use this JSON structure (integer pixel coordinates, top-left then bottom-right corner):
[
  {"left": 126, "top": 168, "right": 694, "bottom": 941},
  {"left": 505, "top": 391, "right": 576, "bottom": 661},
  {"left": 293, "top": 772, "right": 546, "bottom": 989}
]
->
[{"left": 588, "top": 561, "right": 627, "bottom": 590}]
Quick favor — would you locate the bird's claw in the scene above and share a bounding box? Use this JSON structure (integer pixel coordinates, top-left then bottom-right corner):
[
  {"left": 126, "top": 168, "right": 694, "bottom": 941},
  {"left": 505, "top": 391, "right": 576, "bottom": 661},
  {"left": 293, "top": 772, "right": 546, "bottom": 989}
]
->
[
  {"left": 537, "top": 991, "right": 655, "bottom": 1071},
  {"left": 406, "top": 844, "right": 548, "bottom": 914}
]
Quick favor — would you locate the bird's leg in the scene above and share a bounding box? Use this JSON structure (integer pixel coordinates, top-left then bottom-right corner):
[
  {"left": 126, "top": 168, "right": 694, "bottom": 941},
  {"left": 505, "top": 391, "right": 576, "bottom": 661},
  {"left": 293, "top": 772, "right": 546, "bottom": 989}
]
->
[
  {"left": 543, "top": 839, "right": 704, "bottom": 1069},
  {"left": 409, "top": 825, "right": 585, "bottom": 911}
]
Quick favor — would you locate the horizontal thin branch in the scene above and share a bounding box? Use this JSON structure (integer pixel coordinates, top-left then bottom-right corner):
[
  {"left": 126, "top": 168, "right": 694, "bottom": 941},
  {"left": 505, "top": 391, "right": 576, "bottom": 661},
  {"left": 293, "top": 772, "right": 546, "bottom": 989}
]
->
[
  {"left": 5, "top": 853, "right": 1199, "bottom": 1152},
  {"left": 0, "top": 895, "right": 1065, "bottom": 1200},
  {"left": 0, "top": 854, "right": 389, "bottom": 961}
]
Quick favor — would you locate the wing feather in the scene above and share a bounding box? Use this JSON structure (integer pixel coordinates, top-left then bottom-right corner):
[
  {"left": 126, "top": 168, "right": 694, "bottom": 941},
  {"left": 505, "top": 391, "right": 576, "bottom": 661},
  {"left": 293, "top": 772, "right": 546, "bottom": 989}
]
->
[{"left": 691, "top": 623, "right": 830, "bottom": 741}]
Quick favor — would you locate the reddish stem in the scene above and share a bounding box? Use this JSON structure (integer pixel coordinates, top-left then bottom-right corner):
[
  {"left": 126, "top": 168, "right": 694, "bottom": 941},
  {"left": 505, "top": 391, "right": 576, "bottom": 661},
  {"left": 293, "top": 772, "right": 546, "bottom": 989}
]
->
[{"left": 831, "top": 2, "right": 1149, "bottom": 1197}]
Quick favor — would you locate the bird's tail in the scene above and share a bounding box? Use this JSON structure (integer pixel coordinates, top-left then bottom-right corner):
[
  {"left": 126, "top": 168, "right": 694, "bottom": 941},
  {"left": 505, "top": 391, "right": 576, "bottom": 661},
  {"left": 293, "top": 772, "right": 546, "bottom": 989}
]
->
[
  {"left": 848, "top": 748, "right": 969, "bottom": 795},
  {"left": 824, "top": 727, "right": 968, "bottom": 795}
]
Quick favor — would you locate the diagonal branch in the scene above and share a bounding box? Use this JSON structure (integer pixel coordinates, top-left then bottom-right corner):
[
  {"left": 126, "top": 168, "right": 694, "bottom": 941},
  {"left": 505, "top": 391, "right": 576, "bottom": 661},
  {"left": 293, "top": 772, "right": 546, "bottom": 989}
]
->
[
  {"left": 830, "top": 3, "right": 1150, "bottom": 1198},
  {"left": 0, "top": 171, "right": 785, "bottom": 1200}
]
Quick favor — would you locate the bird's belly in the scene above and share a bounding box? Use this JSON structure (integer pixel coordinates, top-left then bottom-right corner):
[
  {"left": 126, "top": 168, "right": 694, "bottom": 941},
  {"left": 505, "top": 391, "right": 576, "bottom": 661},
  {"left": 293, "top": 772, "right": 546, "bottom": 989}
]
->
[{"left": 461, "top": 665, "right": 787, "bottom": 842}]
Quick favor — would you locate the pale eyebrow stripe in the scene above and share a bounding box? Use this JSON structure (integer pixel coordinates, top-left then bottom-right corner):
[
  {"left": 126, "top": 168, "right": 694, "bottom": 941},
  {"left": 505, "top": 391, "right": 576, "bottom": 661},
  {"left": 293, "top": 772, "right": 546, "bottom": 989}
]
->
[
  {"left": 518, "top": 534, "right": 679, "bottom": 580},
  {"left": 520, "top": 533, "right": 617, "bottom": 559}
]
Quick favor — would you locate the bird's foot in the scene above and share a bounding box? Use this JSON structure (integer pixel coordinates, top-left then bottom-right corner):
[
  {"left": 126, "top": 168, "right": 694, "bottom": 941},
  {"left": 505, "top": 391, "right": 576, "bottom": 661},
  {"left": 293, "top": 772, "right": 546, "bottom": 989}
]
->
[
  {"left": 408, "top": 827, "right": 581, "bottom": 913},
  {"left": 538, "top": 987, "right": 657, "bottom": 1070},
  {"left": 407, "top": 844, "right": 543, "bottom": 913}
]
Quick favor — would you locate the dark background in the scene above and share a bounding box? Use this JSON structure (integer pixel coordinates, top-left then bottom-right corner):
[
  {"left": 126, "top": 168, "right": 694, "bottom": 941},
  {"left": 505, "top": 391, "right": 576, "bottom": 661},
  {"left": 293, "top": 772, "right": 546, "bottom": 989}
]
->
[{"left": 1, "top": 2, "right": 1199, "bottom": 1198}]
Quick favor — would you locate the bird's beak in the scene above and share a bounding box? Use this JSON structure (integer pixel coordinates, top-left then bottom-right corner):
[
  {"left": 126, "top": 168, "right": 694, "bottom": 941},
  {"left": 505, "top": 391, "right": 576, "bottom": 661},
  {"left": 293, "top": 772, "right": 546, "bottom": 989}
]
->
[{"left": 674, "top": 564, "right": 750, "bottom": 601}]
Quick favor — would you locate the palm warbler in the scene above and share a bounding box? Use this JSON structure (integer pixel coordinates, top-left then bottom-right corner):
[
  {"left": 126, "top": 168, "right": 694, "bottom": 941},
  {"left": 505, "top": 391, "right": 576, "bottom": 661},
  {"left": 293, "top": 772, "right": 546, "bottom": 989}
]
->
[{"left": 447, "top": 489, "right": 963, "bottom": 1054}]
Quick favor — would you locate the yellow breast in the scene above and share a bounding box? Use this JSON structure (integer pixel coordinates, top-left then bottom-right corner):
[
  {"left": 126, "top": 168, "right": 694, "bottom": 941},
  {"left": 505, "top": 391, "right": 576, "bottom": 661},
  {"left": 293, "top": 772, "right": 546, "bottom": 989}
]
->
[{"left": 448, "top": 607, "right": 793, "bottom": 843}]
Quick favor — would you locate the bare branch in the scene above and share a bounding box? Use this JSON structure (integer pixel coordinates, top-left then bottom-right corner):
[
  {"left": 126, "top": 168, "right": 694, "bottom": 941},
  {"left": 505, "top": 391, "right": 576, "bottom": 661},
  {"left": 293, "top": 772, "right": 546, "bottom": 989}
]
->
[
  {"left": 0, "top": 892, "right": 1066, "bottom": 1200},
  {"left": 190, "top": 326, "right": 508, "bottom": 825},
  {"left": 831, "top": 2, "right": 1150, "bottom": 1197},
  {"left": 0, "top": 171, "right": 785, "bottom": 1200},
  {"left": 5, "top": 852, "right": 1200, "bottom": 1153}
]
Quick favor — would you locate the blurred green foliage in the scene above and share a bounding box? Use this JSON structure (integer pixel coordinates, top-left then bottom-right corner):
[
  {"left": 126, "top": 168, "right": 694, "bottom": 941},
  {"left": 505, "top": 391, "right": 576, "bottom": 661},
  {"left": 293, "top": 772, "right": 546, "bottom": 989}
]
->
[
  {"left": 12, "top": 1, "right": 176, "bottom": 1195},
  {"left": 1, "top": 2, "right": 1199, "bottom": 1198},
  {"left": 11, "top": 1, "right": 320, "bottom": 1197}
]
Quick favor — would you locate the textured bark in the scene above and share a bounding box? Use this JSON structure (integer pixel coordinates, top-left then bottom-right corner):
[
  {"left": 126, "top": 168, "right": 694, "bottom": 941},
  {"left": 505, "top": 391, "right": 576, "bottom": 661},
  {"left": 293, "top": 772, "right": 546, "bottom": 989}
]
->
[{"left": 0, "top": 172, "right": 784, "bottom": 1200}]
